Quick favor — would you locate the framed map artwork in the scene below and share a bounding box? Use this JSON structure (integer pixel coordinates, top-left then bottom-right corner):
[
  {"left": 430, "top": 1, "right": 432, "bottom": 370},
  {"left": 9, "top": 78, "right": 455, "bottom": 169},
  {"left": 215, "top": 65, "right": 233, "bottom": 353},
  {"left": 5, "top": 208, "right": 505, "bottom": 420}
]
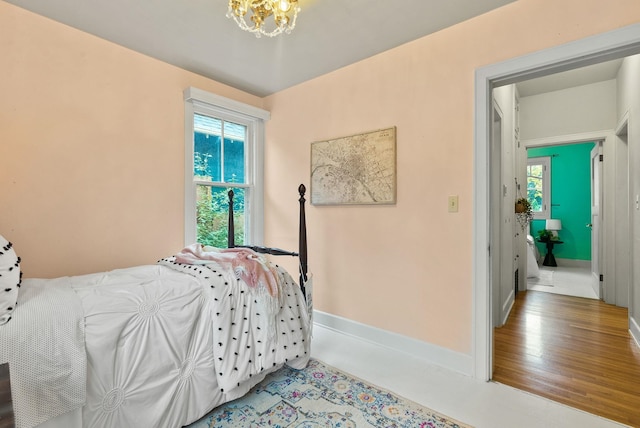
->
[{"left": 310, "top": 127, "right": 396, "bottom": 205}]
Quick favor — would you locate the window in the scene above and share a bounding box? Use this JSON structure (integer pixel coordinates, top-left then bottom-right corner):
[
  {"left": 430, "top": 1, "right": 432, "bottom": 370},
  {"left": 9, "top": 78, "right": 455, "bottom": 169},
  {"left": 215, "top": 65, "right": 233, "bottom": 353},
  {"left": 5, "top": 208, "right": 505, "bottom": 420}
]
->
[
  {"left": 526, "top": 156, "right": 551, "bottom": 220},
  {"left": 184, "top": 88, "right": 270, "bottom": 247}
]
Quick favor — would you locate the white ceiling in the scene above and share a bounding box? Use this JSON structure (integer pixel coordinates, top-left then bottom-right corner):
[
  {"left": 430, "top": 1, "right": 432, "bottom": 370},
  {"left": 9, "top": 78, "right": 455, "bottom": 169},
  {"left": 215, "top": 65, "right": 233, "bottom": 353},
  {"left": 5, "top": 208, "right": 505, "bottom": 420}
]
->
[
  {"left": 6, "top": 0, "right": 627, "bottom": 98},
  {"left": 6, "top": 0, "right": 518, "bottom": 97}
]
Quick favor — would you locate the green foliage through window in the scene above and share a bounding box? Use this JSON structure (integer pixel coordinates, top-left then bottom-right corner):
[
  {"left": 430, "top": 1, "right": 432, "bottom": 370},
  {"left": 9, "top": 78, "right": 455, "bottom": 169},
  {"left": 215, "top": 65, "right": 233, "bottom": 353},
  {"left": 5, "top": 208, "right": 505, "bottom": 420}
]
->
[
  {"left": 527, "top": 164, "right": 544, "bottom": 212},
  {"left": 196, "top": 186, "right": 244, "bottom": 248},
  {"left": 193, "top": 113, "right": 247, "bottom": 247}
]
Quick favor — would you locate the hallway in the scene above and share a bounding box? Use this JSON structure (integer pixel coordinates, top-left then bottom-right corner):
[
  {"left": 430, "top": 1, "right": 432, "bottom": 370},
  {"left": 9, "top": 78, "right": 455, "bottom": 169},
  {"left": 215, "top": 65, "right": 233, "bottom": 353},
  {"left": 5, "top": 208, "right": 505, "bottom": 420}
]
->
[{"left": 493, "top": 290, "right": 640, "bottom": 426}]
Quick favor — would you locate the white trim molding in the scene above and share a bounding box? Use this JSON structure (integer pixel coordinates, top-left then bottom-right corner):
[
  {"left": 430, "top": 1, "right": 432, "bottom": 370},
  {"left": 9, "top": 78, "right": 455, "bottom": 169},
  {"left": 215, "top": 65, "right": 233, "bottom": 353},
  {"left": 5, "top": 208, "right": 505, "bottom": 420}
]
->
[
  {"left": 183, "top": 87, "right": 269, "bottom": 246},
  {"left": 555, "top": 258, "right": 591, "bottom": 269},
  {"left": 522, "top": 130, "right": 612, "bottom": 148},
  {"left": 184, "top": 87, "right": 270, "bottom": 120},
  {"left": 527, "top": 155, "right": 551, "bottom": 220},
  {"left": 630, "top": 316, "right": 640, "bottom": 348},
  {"left": 501, "top": 290, "right": 515, "bottom": 326},
  {"left": 313, "top": 311, "right": 474, "bottom": 376}
]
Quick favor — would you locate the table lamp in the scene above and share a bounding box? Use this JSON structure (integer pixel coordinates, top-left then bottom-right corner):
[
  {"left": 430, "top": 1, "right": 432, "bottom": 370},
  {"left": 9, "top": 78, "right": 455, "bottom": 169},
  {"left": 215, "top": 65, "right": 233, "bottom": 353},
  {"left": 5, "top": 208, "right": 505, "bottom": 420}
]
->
[{"left": 545, "top": 218, "right": 562, "bottom": 238}]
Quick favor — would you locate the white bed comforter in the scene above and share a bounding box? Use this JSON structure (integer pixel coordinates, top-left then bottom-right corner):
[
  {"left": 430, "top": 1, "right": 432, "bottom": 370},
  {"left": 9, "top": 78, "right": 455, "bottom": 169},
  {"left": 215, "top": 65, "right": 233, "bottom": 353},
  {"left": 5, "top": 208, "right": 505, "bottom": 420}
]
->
[
  {"left": 0, "top": 278, "right": 86, "bottom": 428},
  {"left": 3, "top": 259, "right": 311, "bottom": 428}
]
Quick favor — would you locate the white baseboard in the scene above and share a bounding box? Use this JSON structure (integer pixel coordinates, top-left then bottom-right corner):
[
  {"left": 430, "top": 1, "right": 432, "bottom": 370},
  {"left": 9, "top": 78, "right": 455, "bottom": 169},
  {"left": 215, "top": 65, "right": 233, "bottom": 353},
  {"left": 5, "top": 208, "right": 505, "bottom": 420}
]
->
[
  {"left": 502, "top": 290, "right": 515, "bottom": 326},
  {"left": 313, "top": 310, "right": 473, "bottom": 376},
  {"left": 555, "top": 258, "right": 590, "bottom": 269},
  {"left": 630, "top": 316, "right": 640, "bottom": 348}
]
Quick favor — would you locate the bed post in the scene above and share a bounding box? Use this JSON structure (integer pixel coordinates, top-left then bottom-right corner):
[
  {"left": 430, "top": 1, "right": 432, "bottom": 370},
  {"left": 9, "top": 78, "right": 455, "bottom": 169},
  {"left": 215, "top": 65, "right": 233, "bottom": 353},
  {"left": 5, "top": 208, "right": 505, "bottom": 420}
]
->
[
  {"left": 227, "top": 185, "right": 308, "bottom": 298},
  {"left": 298, "top": 184, "right": 308, "bottom": 295},
  {"left": 227, "top": 189, "right": 235, "bottom": 248}
]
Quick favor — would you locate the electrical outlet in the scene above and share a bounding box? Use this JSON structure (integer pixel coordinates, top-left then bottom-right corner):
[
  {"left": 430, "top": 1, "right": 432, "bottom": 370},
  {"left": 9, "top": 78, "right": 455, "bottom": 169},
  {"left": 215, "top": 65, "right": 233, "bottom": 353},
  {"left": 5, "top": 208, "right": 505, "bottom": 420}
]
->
[{"left": 448, "top": 196, "right": 459, "bottom": 213}]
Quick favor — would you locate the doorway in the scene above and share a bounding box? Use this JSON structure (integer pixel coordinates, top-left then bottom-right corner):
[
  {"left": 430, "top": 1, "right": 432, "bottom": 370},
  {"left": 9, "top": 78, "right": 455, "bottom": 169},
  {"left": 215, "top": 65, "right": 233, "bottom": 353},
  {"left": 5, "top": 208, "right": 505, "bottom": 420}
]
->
[
  {"left": 473, "top": 24, "right": 640, "bottom": 383},
  {"left": 523, "top": 141, "right": 602, "bottom": 300}
]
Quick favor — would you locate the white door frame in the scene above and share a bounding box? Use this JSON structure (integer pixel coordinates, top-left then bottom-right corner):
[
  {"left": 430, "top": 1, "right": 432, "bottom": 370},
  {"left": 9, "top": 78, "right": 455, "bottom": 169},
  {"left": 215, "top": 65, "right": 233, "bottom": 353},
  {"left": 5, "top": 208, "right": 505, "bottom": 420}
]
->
[
  {"left": 522, "top": 134, "right": 607, "bottom": 300},
  {"left": 591, "top": 143, "right": 604, "bottom": 299},
  {"left": 490, "top": 101, "right": 504, "bottom": 335},
  {"left": 614, "top": 114, "right": 632, "bottom": 309},
  {"left": 472, "top": 23, "right": 640, "bottom": 381}
]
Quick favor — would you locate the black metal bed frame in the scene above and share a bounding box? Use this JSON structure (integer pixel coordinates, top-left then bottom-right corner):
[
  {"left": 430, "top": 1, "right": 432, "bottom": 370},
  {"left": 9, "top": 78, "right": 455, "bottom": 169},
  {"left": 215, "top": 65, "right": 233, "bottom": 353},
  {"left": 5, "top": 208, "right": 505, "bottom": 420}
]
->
[{"left": 227, "top": 184, "right": 308, "bottom": 298}]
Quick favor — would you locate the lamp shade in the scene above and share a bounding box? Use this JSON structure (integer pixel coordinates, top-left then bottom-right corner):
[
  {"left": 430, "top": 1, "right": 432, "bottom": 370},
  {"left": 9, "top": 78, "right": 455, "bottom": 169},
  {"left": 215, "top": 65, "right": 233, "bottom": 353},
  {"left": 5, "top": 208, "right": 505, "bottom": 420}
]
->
[{"left": 546, "top": 219, "right": 562, "bottom": 231}]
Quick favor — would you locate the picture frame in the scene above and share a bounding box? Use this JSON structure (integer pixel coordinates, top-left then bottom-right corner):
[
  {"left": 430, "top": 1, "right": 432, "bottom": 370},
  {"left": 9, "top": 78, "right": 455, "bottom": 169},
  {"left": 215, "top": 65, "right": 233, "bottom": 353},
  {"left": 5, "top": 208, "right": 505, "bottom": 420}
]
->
[{"left": 310, "top": 127, "right": 396, "bottom": 205}]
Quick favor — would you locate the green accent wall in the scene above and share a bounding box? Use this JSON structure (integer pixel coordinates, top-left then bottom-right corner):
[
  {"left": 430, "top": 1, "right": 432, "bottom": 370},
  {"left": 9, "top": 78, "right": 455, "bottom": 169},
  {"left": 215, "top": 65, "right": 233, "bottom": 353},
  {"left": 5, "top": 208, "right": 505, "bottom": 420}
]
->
[{"left": 528, "top": 142, "right": 595, "bottom": 261}]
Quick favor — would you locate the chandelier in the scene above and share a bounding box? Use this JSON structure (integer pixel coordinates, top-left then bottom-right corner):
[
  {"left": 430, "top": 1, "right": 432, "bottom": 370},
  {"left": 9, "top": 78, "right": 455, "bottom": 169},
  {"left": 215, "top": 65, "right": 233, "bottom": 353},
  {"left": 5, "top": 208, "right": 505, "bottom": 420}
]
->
[{"left": 227, "top": 0, "right": 300, "bottom": 38}]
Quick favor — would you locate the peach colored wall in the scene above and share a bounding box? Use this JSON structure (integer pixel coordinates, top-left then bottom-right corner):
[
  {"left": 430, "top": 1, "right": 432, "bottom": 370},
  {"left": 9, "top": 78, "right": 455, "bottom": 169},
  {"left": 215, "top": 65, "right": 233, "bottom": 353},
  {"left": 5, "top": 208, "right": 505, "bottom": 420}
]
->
[
  {"left": 263, "top": 0, "right": 640, "bottom": 354},
  {"left": 3, "top": 0, "right": 640, "bottom": 357},
  {"left": 0, "top": 2, "right": 264, "bottom": 278}
]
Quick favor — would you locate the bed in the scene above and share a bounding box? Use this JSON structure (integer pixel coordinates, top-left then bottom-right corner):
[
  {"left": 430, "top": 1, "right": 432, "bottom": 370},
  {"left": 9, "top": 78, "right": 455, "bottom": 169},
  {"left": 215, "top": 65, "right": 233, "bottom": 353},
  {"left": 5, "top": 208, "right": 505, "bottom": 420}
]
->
[
  {"left": 526, "top": 234, "right": 540, "bottom": 278},
  {"left": 0, "top": 185, "right": 311, "bottom": 428}
]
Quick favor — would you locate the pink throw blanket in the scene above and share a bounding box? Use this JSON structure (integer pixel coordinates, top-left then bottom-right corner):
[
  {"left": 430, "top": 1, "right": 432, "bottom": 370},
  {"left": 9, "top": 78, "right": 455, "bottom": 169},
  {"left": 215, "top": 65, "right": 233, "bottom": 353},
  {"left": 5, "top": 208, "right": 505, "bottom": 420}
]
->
[{"left": 175, "top": 244, "right": 279, "bottom": 297}]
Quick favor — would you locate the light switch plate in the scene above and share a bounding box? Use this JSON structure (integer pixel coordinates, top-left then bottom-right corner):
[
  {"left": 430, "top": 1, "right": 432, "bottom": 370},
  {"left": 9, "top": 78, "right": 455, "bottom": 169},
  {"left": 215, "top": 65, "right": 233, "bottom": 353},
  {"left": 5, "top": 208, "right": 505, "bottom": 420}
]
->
[{"left": 448, "top": 196, "right": 459, "bottom": 213}]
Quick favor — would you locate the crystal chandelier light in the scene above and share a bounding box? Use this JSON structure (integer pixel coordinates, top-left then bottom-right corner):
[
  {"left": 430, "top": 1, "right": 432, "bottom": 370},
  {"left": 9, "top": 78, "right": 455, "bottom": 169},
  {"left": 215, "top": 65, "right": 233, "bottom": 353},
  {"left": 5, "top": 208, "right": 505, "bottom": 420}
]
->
[{"left": 227, "top": 0, "right": 300, "bottom": 38}]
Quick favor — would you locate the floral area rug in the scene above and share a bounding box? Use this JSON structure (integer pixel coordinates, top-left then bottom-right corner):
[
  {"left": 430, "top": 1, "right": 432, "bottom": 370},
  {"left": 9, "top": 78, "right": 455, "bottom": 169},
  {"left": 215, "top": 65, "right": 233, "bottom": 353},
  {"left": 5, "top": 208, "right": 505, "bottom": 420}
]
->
[{"left": 187, "top": 358, "right": 472, "bottom": 428}]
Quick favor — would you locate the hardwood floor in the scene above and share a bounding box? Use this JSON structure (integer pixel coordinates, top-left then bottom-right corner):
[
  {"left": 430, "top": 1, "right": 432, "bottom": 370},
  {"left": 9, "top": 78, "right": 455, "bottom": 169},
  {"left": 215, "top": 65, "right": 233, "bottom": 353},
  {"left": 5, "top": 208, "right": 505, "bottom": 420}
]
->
[{"left": 493, "top": 290, "right": 640, "bottom": 427}]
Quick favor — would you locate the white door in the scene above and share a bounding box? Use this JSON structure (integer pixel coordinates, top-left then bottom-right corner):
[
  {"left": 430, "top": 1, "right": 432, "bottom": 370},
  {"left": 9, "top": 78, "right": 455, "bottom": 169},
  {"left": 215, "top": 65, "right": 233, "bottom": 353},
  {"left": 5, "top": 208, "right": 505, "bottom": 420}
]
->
[{"left": 590, "top": 143, "right": 603, "bottom": 299}]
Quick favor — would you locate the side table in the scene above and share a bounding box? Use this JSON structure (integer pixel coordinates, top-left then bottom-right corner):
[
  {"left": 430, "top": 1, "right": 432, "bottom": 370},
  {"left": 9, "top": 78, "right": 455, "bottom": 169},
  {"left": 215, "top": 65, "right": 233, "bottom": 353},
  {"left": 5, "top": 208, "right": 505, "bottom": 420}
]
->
[{"left": 538, "top": 238, "right": 563, "bottom": 267}]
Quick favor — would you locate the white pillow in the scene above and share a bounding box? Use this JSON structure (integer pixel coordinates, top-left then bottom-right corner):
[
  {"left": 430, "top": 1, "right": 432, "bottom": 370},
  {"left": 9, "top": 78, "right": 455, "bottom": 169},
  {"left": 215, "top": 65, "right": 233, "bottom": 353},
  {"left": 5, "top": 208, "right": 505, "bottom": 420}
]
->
[{"left": 0, "top": 235, "right": 21, "bottom": 325}]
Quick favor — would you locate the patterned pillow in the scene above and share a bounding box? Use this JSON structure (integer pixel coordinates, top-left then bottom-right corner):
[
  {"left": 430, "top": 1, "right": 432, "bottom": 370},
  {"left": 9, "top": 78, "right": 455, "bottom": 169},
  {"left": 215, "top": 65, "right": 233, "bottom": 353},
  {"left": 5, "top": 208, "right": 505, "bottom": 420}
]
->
[{"left": 0, "top": 235, "right": 21, "bottom": 325}]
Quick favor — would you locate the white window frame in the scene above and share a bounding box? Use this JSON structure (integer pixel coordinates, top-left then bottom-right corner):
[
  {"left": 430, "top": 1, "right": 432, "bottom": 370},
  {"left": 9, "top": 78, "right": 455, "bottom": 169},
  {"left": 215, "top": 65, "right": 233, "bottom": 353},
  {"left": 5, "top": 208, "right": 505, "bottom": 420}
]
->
[
  {"left": 183, "top": 87, "right": 270, "bottom": 246},
  {"left": 527, "top": 156, "right": 551, "bottom": 220}
]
